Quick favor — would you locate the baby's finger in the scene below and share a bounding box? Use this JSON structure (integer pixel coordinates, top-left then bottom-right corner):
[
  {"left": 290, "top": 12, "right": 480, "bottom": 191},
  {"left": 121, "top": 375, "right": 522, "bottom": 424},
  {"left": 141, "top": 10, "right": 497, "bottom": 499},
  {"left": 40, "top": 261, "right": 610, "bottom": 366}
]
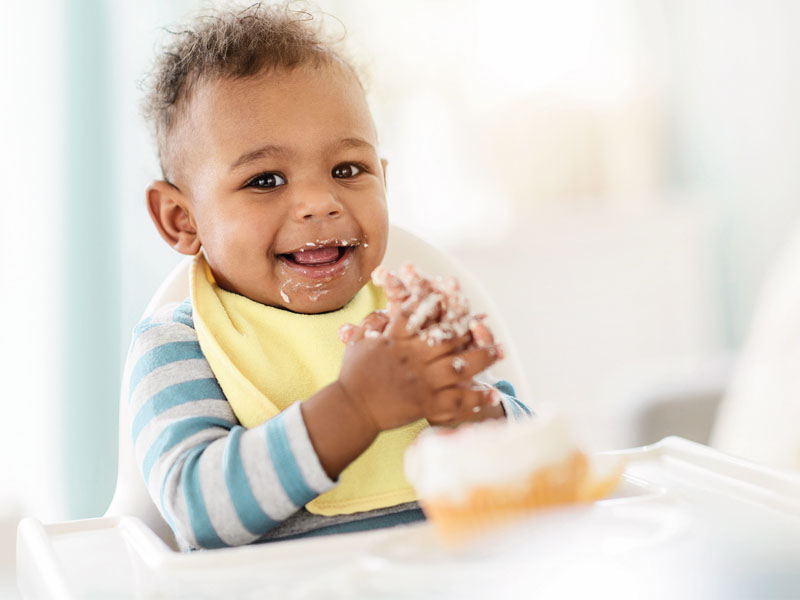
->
[
  {"left": 361, "top": 310, "right": 390, "bottom": 337},
  {"left": 341, "top": 323, "right": 371, "bottom": 344},
  {"left": 398, "top": 263, "right": 425, "bottom": 293},
  {"left": 426, "top": 385, "right": 497, "bottom": 424},
  {"left": 381, "top": 271, "right": 411, "bottom": 305},
  {"left": 466, "top": 384, "right": 503, "bottom": 416},
  {"left": 418, "top": 331, "right": 472, "bottom": 361},
  {"left": 437, "top": 274, "right": 460, "bottom": 296},
  {"left": 385, "top": 288, "right": 439, "bottom": 338},
  {"left": 406, "top": 291, "right": 443, "bottom": 333},
  {"left": 338, "top": 323, "right": 357, "bottom": 344},
  {"left": 438, "top": 276, "right": 469, "bottom": 321},
  {"left": 458, "top": 386, "right": 493, "bottom": 421},
  {"left": 469, "top": 316, "right": 495, "bottom": 348},
  {"left": 399, "top": 264, "right": 440, "bottom": 306},
  {"left": 426, "top": 344, "right": 505, "bottom": 389},
  {"left": 425, "top": 387, "right": 463, "bottom": 423},
  {"left": 373, "top": 267, "right": 410, "bottom": 322}
]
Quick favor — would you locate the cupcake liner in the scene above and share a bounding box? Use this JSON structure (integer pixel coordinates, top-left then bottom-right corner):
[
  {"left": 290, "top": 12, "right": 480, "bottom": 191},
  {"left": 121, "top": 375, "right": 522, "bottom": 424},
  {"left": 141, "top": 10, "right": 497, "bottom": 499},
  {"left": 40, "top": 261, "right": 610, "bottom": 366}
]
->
[
  {"left": 421, "top": 451, "right": 602, "bottom": 543},
  {"left": 578, "top": 456, "right": 625, "bottom": 502}
]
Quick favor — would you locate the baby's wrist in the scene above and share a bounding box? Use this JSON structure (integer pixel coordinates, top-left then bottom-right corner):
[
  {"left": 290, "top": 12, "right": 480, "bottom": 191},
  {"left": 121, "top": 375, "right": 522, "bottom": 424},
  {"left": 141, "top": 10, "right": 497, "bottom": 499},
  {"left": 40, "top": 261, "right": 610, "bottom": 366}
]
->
[
  {"left": 334, "top": 379, "right": 381, "bottom": 439},
  {"left": 301, "top": 381, "right": 381, "bottom": 479}
]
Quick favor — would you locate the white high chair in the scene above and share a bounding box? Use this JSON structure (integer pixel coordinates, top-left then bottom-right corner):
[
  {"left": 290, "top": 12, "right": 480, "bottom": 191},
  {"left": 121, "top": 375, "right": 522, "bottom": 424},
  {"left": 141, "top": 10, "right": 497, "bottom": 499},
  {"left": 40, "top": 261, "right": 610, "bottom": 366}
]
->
[
  {"left": 629, "top": 219, "right": 800, "bottom": 472},
  {"left": 103, "top": 224, "right": 530, "bottom": 550},
  {"left": 19, "top": 230, "right": 800, "bottom": 599}
]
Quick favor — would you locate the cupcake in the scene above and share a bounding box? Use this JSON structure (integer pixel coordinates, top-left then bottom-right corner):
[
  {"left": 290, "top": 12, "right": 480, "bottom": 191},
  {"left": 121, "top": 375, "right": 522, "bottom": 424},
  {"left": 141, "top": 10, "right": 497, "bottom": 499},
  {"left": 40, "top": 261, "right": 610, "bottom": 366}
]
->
[{"left": 404, "top": 413, "right": 622, "bottom": 543}]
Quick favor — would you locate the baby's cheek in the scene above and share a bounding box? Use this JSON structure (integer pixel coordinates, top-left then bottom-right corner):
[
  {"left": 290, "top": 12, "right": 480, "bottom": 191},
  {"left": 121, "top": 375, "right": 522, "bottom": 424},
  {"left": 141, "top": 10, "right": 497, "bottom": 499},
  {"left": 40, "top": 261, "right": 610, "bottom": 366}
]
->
[{"left": 365, "top": 201, "right": 389, "bottom": 249}]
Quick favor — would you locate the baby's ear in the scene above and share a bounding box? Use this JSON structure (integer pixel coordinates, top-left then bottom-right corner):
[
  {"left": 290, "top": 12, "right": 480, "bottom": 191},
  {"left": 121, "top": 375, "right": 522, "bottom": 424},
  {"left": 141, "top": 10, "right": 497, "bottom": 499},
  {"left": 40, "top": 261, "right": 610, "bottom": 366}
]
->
[{"left": 146, "top": 180, "right": 201, "bottom": 255}]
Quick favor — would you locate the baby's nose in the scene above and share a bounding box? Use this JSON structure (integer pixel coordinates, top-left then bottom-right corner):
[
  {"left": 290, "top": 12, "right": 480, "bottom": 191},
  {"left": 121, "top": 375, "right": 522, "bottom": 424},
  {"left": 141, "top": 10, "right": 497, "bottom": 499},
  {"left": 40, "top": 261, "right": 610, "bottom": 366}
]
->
[{"left": 292, "top": 186, "right": 343, "bottom": 221}]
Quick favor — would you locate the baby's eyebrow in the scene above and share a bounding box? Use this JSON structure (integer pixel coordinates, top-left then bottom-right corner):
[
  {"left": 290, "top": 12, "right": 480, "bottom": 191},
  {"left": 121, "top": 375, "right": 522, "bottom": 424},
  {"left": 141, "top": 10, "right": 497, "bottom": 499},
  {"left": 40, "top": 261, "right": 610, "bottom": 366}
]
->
[
  {"left": 229, "top": 144, "right": 288, "bottom": 172},
  {"left": 332, "top": 137, "right": 375, "bottom": 152},
  {"left": 230, "top": 137, "right": 376, "bottom": 172}
]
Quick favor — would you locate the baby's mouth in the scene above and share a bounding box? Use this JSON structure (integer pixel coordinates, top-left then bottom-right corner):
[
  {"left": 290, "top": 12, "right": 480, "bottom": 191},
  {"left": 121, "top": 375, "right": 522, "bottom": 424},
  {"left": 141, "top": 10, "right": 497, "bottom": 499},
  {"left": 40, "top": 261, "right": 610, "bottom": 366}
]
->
[
  {"left": 277, "top": 240, "right": 359, "bottom": 279},
  {"left": 281, "top": 245, "right": 347, "bottom": 266}
]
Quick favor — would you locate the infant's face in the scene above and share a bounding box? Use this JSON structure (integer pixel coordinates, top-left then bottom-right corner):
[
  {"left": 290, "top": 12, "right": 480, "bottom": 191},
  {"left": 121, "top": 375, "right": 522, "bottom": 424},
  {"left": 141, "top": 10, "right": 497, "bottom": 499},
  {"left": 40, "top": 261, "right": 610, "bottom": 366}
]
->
[{"left": 176, "top": 64, "right": 389, "bottom": 313}]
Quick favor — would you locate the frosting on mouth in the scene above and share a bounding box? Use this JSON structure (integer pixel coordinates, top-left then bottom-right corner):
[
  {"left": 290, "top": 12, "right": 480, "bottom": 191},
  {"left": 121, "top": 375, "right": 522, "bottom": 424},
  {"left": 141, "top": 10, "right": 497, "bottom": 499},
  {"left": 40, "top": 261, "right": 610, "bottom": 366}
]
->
[
  {"left": 279, "top": 238, "right": 361, "bottom": 266},
  {"left": 276, "top": 241, "right": 359, "bottom": 292}
]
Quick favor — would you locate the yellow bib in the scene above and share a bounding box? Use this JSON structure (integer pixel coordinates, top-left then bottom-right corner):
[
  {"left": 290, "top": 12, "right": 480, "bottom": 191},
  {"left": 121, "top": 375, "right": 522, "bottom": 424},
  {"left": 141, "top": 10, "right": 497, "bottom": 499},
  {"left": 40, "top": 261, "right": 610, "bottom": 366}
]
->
[{"left": 190, "top": 254, "right": 426, "bottom": 515}]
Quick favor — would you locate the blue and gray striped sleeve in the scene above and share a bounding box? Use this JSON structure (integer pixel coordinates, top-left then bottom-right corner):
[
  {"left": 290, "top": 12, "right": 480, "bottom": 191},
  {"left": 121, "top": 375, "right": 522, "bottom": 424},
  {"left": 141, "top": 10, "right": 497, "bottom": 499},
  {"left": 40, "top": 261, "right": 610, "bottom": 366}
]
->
[
  {"left": 495, "top": 380, "right": 532, "bottom": 421},
  {"left": 127, "top": 300, "right": 335, "bottom": 549},
  {"left": 472, "top": 371, "right": 532, "bottom": 421}
]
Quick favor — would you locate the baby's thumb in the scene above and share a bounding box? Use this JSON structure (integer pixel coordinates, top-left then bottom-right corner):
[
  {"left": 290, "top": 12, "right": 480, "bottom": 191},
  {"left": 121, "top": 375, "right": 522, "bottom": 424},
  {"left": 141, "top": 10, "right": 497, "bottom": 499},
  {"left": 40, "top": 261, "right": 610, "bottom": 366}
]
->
[{"left": 338, "top": 323, "right": 357, "bottom": 343}]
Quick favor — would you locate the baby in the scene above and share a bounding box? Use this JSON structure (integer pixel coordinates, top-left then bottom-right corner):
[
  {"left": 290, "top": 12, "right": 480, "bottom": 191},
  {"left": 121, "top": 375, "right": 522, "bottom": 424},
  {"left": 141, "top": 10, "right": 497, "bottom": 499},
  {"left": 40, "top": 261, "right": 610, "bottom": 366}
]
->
[{"left": 130, "top": 3, "right": 530, "bottom": 550}]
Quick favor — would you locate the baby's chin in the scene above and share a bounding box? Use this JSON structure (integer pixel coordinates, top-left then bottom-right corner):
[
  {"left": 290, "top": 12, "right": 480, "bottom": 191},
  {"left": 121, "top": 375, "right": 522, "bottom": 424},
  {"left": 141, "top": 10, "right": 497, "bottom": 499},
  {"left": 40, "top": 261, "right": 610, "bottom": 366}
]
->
[{"left": 271, "top": 280, "right": 362, "bottom": 314}]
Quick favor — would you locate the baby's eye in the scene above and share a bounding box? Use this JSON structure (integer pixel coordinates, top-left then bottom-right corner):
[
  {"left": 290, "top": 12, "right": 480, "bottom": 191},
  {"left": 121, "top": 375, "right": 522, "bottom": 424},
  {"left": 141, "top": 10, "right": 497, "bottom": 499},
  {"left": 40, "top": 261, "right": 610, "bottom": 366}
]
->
[
  {"left": 332, "top": 163, "right": 362, "bottom": 179},
  {"left": 246, "top": 172, "right": 286, "bottom": 189}
]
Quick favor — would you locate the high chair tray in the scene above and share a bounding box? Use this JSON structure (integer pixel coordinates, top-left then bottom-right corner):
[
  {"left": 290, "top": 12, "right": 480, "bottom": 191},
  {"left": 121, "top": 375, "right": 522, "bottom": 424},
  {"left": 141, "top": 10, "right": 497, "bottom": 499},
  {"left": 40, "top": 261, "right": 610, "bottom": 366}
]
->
[{"left": 16, "top": 436, "right": 800, "bottom": 599}]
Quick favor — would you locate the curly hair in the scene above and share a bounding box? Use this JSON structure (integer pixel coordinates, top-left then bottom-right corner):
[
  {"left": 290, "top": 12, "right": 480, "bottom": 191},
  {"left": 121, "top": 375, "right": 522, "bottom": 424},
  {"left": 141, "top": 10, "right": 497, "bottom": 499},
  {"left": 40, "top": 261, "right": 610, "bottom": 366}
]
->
[{"left": 142, "top": 2, "right": 356, "bottom": 180}]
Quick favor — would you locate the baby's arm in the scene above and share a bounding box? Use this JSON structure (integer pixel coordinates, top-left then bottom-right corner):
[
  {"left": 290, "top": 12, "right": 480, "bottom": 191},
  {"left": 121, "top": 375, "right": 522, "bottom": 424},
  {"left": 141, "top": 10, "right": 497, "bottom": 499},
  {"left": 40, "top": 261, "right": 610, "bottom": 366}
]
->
[
  {"left": 304, "top": 292, "right": 502, "bottom": 478},
  {"left": 128, "top": 302, "right": 335, "bottom": 549},
  {"left": 128, "top": 299, "right": 499, "bottom": 550}
]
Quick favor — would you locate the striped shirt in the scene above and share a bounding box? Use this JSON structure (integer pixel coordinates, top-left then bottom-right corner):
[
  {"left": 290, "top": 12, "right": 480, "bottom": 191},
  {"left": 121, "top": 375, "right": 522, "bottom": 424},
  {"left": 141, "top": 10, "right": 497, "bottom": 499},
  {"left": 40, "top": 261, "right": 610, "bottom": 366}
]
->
[{"left": 127, "top": 299, "right": 531, "bottom": 550}]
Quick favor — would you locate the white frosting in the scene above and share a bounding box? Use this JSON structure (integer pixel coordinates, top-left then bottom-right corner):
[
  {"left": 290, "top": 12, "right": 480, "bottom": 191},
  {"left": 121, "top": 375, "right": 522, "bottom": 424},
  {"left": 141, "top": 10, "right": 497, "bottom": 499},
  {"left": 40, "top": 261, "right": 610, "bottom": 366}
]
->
[{"left": 404, "top": 413, "right": 576, "bottom": 502}]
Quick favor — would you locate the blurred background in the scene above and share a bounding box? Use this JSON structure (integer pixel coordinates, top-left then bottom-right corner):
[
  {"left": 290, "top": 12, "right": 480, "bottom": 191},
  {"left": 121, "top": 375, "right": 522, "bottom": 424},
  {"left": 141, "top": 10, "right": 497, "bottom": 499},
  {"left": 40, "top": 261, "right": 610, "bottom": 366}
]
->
[{"left": 2, "top": 0, "right": 800, "bottom": 579}]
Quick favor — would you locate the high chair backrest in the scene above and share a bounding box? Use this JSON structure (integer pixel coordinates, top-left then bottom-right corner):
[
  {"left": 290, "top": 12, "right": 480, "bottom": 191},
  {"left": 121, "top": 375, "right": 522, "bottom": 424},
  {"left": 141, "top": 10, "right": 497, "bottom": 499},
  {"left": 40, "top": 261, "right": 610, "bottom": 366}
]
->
[
  {"left": 105, "top": 224, "right": 529, "bottom": 548},
  {"left": 710, "top": 221, "right": 800, "bottom": 471}
]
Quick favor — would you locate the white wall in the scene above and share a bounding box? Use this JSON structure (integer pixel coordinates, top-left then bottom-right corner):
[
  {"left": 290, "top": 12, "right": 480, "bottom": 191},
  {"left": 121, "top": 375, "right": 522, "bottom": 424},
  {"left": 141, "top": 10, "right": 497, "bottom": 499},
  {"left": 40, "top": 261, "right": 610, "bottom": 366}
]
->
[
  {"left": 0, "top": 0, "right": 66, "bottom": 522},
  {"left": 663, "top": 0, "right": 800, "bottom": 345}
]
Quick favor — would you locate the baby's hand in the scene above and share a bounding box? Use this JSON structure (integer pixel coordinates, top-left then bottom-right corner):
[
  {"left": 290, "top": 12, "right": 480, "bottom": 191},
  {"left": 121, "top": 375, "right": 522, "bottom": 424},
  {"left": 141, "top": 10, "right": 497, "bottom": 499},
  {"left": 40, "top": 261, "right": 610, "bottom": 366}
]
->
[
  {"left": 375, "top": 264, "right": 507, "bottom": 425},
  {"left": 338, "top": 264, "right": 506, "bottom": 431},
  {"left": 372, "top": 264, "right": 499, "bottom": 350},
  {"left": 337, "top": 292, "right": 502, "bottom": 434}
]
